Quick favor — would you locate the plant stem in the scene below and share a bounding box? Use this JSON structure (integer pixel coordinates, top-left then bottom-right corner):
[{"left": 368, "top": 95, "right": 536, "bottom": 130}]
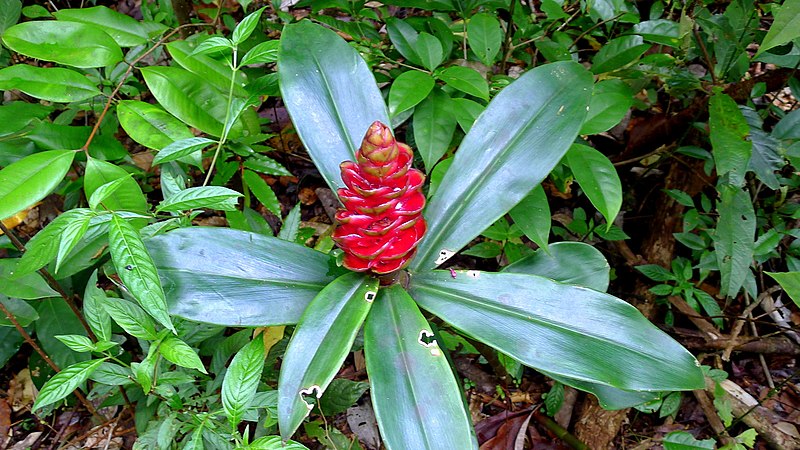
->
[{"left": 203, "top": 49, "right": 239, "bottom": 186}]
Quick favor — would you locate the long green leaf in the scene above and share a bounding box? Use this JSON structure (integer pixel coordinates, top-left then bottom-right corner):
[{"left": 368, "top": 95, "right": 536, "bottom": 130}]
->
[
  {"left": 32, "top": 358, "right": 106, "bottom": 411},
  {"left": 156, "top": 186, "right": 241, "bottom": 212},
  {"left": 412, "top": 62, "right": 592, "bottom": 271},
  {"left": 504, "top": 241, "right": 610, "bottom": 292},
  {"left": 757, "top": 0, "right": 800, "bottom": 56},
  {"left": 0, "top": 65, "right": 101, "bottom": 102},
  {"left": 278, "top": 273, "right": 377, "bottom": 440},
  {"left": 408, "top": 271, "right": 704, "bottom": 391},
  {"left": 146, "top": 227, "right": 336, "bottom": 326},
  {"left": 108, "top": 214, "right": 175, "bottom": 332},
  {"left": 714, "top": 185, "right": 755, "bottom": 298},
  {"left": 222, "top": 335, "right": 266, "bottom": 428},
  {"left": 766, "top": 271, "right": 800, "bottom": 308},
  {"left": 84, "top": 157, "right": 148, "bottom": 213},
  {"left": 709, "top": 90, "right": 751, "bottom": 187},
  {"left": 54, "top": 6, "right": 163, "bottom": 47},
  {"left": 117, "top": 100, "right": 194, "bottom": 151},
  {"left": 413, "top": 87, "right": 457, "bottom": 172},
  {"left": 2, "top": 21, "right": 122, "bottom": 68},
  {"left": 0, "top": 149, "right": 75, "bottom": 220},
  {"left": 365, "top": 285, "right": 477, "bottom": 450},
  {"left": 278, "top": 20, "right": 390, "bottom": 192}
]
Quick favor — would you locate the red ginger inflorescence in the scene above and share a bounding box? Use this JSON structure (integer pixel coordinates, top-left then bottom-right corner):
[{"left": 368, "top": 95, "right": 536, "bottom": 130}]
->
[{"left": 332, "top": 121, "right": 427, "bottom": 275}]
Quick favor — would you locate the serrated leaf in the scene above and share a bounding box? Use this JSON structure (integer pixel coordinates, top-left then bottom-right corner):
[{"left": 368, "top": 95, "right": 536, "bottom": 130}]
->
[
  {"left": 157, "top": 186, "right": 242, "bottom": 212},
  {"left": 635, "top": 264, "right": 677, "bottom": 282},
  {"left": 108, "top": 214, "right": 174, "bottom": 332},
  {"left": 243, "top": 436, "right": 309, "bottom": 450},
  {"left": 222, "top": 334, "right": 266, "bottom": 428},
  {"left": 243, "top": 170, "right": 281, "bottom": 216},
  {"left": 0, "top": 150, "right": 75, "bottom": 221},
  {"left": 468, "top": 13, "right": 502, "bottom": 66},
  {"left": 32, "top": 358, "right": 106, "bottom": 411},
  {"left": 160, "top": 336, "right": 207, "bottom": 373},
  {"left": 0, "top": 65, "right": 101, "bottom": 102}
]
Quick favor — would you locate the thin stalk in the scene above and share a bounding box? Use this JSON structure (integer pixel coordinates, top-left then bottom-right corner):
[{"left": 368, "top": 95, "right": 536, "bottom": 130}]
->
[{"left": 203, "top": 48, "right": 239, "bottom": 187}]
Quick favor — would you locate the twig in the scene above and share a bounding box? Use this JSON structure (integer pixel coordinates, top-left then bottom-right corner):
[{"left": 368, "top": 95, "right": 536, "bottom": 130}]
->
[
  {"left": 722, "top": 288, "right": 770, "bottom": 361},
  {"left": 531, "top": 410, "right": 589, "bottom": 450},
  {"left": 692, "top": 389, "right": 733, "bottom": 444},
  {"left": 667, "top": 295, "right": 721, "bottom": 341},
  {"left": 693, "top": 26, "right": 718, "bottom": 84},
  {"left": 744, "top": 293, "right": 775, "bottom": 389}
]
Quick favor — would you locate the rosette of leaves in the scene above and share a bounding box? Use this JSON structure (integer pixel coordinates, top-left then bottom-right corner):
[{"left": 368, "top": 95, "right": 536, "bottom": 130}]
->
[{"left": 148, "top": 21, "right": 704, "bottom": 449}]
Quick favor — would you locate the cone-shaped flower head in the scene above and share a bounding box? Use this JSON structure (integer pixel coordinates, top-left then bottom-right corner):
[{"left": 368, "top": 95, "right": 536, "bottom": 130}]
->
[{"left": 332, "top": 121, "right": 427, "bottom": 274}]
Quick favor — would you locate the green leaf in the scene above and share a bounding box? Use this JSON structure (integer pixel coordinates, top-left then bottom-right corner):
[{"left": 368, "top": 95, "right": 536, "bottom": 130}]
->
[
  {"left": 90, "top": 362, "right": 133, "bottom": 386},
  {"left": 141, "top": 66, "right": 238, "bottom": 138},
  {"left": 147, "top": 227, "right": 335, "bottom": 326},
  {"left": 388, "top": 71, "right": 435, "bottom": 116},
  {"left": 243, "top": 154, "right": 292, "bottom": 176},
  {"left": 83, "top": 270, "right": 112, "bottom": 342},
  {"left": 151, "top": 137, "right": 215, "bottom": 165},
  {"left": 450, "top": 98, "right": 485, "bottom": 134},
  {"left": 278, "top": 20, "right": 390, "bottom": 192},
  {"left": 84, "top": 157, "right": 148, "bottom": 214},
  {"left": 543, "top": 370, "right": 658, "bottom": 409},
  {"left": 386, "top": 17, "right": 422, "bottom": 65},
  {"left": 408, "top": 271, "right": 704, "bottom": 391},
  {"left": 243, "top": 436, "right": 309, "bottom": 450},
  {"left": 415, "top": 32, "right": 444, "bottom": 71},
  {"left": 27, "top": 123, "right": 125, "bottom": 160},
  {"left": 165, "top": 40, "right": 248, "bottom": 98},
  {"left": 413, "top": 88, "right": 457, "bottom": 172},
  {"left": 104, "top": 298, "right": 158, "bottom": 340},
  {"left": 462, "top": 241, "right": 502, "bottom": 258},
  {"left": 317, "top": 378, "right": 369, "bottom": 416},
  {"left": 412, "top": 62, "right": 592, "bottom": 271},
  {"left": 633, "top": 19, "right": 681, "bottom": 47},
  {"left": 35, "top": 299, "right": 89, "bottom": 368},
  {"left": 0, "top": 296, "right": 38, "bottom": 327},
  {"left": 509, "top": 185, "right": 550, "bottom": 250},
  {"left": 468, "top": 13, "right": 502, "bottom": 66},
  {"left": 0, "top": 0, "right": 21, "bottom": 37},
  {"left": 157, "top": 186, "right": 241, "bottom": 212},
  {"left": 55, "top": 334, "right": 95, "bottom": 353},
  {"left": 243, "top": 169, "right": 280, "bottom": 216},
  {"left": 0, "top": 259, "right": 58, "bottom": 299},
  {"left": 54, "top": 208, "right": 93, "bottom": 273},
  {"left": 108, "top": 214, "right": 175, "bottom": 333},
  {"left": 0, "top": 149, "right": 75, "bottom": 220},
  {"left": 2, "top": 21, "right": 122, "bottom": 68},
  {"left": 15, "top": 209, "right": 93, "bottom": 276},
  {"left": 278, "top": 203, "right": 301, "bottom": 242},
  {"left": 190, "top": 36, "right": 233, "bottom": 56},
  {"left": 635, "top": 264, "right": 677, "bottom": 282},
  {"left": 32, "top": 358, "right": 106, "bottom": 411},
  {"left": 591, "top": 35, "right": 650, "bottom": 74},
  {"left": 437, "top": 66, "right": 489, "bottom": 101},
  {"left": 365, "top": 285, "right": 477, "bottom": 450},
  {"left": 714, "top": 185, "right": 755, "bottom": 298},
  {"left": 757, "top": 0, "right": 800, "bottom": 56},
  {"left": 278, "top": 273, "right": 377, "bottom": 440},
  {"left": 0, "top": 65, "right": 100, "bottom": 103},
  {"left": 662, "top": 431, "right": 715, "bottom": 449},
  {"left": 232, "top": 6, "right": 265, "bottom": 45},
  {"left": 580, "top": 79, "right": 633, "bottom": 135},
  {"left": 117, "top": 100, "right": 195, "bottom": 152},
  {"left": 222, "top": 335, "right": 266, "bottom": 428},
  {"left": 88, "top": 176, "right": 132, "bottom": 211},
  {"left": 504, "top": 241, "right": 610, "bottom": 292},
  {"left": 692, "top": 289, "right": 724, "bottom": 328},
  {"left": 240, "top": 40, "right": 279, "bottom": 66},
  {"left": 54, "top": 6, "right": 163, "bottom": 47},
  {"left": 160, "top": 336, "right": 207, "bottom": 373},
  {"left": 566, "top": 144, "right": 622, "bottom": 229},
  {"left": 709, "top": 90, "right": 752, "bottom": 187},
  {"left": 766, "top": 271, "right": 800, "bottom": 308}
]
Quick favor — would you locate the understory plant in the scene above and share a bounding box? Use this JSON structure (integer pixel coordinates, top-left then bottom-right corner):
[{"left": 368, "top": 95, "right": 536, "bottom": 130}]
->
[{"left": 146, "top": 21, "right": 704, "bottom": 448}]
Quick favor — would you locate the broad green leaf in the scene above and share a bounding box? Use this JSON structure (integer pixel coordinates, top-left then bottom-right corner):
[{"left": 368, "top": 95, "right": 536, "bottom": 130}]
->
[
  {"left": 0, "top": 149, "right": 75, "bottom": 220},
  {"left": 2, "top": 21, "right": 122, "bottom": 68},
  {"left": 566, "top": 143, "right": 622, "bottom": 229},
  {"left": 54, "top": 208, "right": 93, "bottom": 272},
  {"left": 104, "top": 298, "right": 158, "bottom": 340},
  {"left": 243, "top": 154, "right": 292, "bottom": 176},
  {"left": 222, "top": 335, "right": 266, "bottom": 428},
  {"left": 151, "top": 137, "right": 215, "bottom": 165},
  {"left": 190, "top": 36, "right": 232, "bottom": 56},
  {"left": 772, "top": 108, "right": 800, "bottom": 141},
  {"left": 0, "top": 102, "right": 52, "bottom": 138},
  {"left": 709, "top": 90, "right": 751, "bottom": 187},
  {"left": 0, "top": 65, "right": 100, "bottom": 102},
  {"left": 108, "top": 214, "right": 175, "bottom": 332},
  {"left": 15, "top": 208, "right": 93, "bottom": 276},
  {"left": 317, "top": 378, "right": 369, "bottom": 415},
  {"left": 156, "top": 186, "right": 241, "bottom": 212},
  {"left": 141, "top": 66, "right": 239, "bottom": 138},
  {"left": 714, "top": 185, "right": 755, "bottom": 298},
  {"left": 55, "top": 334, "right": 95, "bottom": 352},
  {"left": 160, "top": 336, "right": 207, "bottom": 373},
  {"left": 365, "top": 285, "right": 477, "bottom": 450},
  {"left": 84, "top": 157, "right": 147, "bottom": 214},
  {"left": 117, "top": 100, "right": 195, "bottom": 151},
  {"left": 35, "top": 298, "right": 89, "bottom": 368},
  {"left": 468, "top": 13, "right": 502, "bottom": 66},
  {"left": 757, "top": 0, "right": 800, "bottom": 56},
  {"left": 633, "top": 19, "right": 681, "bottom": 47},
  {"left": 509, "top": 185, "right": 550, "bottom": 250},
  {"left": 0, "top": 296, "right": 38, "bottom": 327},
  {"left": 580, "top": 79, "right": 633, "bottom": 135},
  {"left": 243, "top": 169, "right": 281, "bottom": 216},
  {"left": 0, "top": 0, "right": 21, "bottom": 37},
  {"left": 50, "top": 215, "right": 115, "bottom": 280},
  {"left": 504, "top": 241, "right": 610, "bottom": 292},
  {"left": 88, "top": 176, "right": 132, "bottom": 211},
  {"left": 165, "top": 41, "right": 248, "bottom": 98},
  {"left": 386, "top": 17, "right": 422, "bottom": 65},
  {"left": 278, "top": 203, "right": 301, "bottom": 242},
  {"left": 240, "top": 40, "right": 279, "bottom": 66},
  {"left": 232, "top": 6, "right": 265, "bottom": 45},
  {"left": 278, "top": 20, "right": 390, "bottom": 192},
  {"left": 437, "top": 66, "right": 489, "bottom": 101},
  {"left": 90, "top": 362, "right": 133, "bottom": 386},
  {"left": 450, "top": 98, "right": 485, "bottom": 134},
  {"left": 591, "top": 35, "right": 650, "bottom": 74},
  {"left": 0, "top": 328, "right": 24, "bottom": 368},
  {"left": 388, "top": 71, "right": 435, "bottom": 116},
  {"left": 662, "top": 431, "right": 715, "bottom": 449},
  {"left": 412, "top": 62, "right": 592, "bottom": 271},
  {"left": 278, "top": 273, "right": 377, "bottom": 440},
  {"left": 147, "top": 227, "right": 335, "bottom": 326},
  {"left": 415, "top": 32, "right": 444, "bottom": 71},
  {"left": 543, "top": 370, "right": 658, "bottom": 409},
  {"left": 26, "top": 122, "right": 126, "bottom": 160},
  {"left": 83, "top": 270, "right": 112, "bottom": 342},
  {"left": 0, "top": 259, "right": 57, "bottom": 299},
  {"left": 54, "top": 6, "right": 163, "bottom": 47},
  {"left": 243, "top": 436, "right": 309, "bottom": 450},
  {"left": 32, "top": 358, "right": 106, "bottom": 411},
  {"left": 408, "top": 271, "right": 704, "bottom": 391},
  {"left": 766, "top": 272, "right": 800, "bottom": 308},
  {"left": 413, "top": 88, "right": 457, "bottom": 171}
]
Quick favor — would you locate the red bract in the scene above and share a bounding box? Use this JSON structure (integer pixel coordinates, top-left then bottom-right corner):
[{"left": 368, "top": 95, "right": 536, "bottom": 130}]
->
[{"left": 332, "top": 121, "right": 427, "bottom": 274}]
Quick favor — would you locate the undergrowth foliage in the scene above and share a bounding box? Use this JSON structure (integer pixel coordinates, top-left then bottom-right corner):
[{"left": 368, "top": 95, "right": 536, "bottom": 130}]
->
[{"left": 0, "top": 0, "right": 798, "bottom": 448}]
